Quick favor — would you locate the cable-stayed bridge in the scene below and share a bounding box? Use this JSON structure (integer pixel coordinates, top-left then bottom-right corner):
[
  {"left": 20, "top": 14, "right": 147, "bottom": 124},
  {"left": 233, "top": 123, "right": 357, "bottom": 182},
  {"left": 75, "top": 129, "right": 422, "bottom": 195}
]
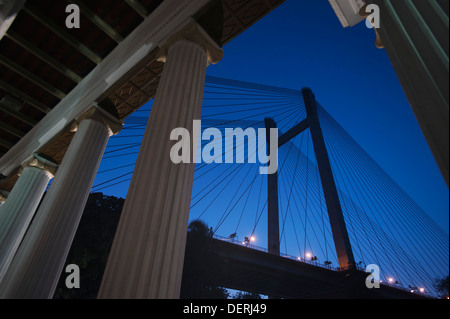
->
[{"left": 93, "top": 76, "right": 449, "bottom": 299}]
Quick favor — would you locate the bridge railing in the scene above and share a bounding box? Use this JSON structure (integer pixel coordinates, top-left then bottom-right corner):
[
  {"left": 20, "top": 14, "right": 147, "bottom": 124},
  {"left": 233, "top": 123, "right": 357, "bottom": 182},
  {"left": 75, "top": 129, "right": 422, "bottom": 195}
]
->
[
  {"left": 212, "top": 234, "right": 339, "bottom": 271},
  {"left": 212, "top": 234, "right": 434, "bottom": 298}
]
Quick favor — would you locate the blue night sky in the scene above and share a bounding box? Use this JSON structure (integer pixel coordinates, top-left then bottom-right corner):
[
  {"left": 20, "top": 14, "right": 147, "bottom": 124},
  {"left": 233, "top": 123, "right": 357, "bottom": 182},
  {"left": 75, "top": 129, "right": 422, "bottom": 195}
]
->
[
  {"left": 204, "top": 0, "right": 449, "bottom": 232},
  {"left": 91, "top": 0, "right": 448, "bottom": 291},
  {"left": 95, "top": 0, "right": 449, "bottom": 239},
  {"left": 93, "top": 0, "right": 448, "bottom": 265}
]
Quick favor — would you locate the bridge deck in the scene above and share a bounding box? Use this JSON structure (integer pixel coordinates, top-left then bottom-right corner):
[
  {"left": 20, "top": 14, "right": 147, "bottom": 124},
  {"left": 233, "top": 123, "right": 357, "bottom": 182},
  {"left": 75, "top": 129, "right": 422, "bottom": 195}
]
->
[{"left": 206, "top": 238, "right": 429, "bottom": 299}]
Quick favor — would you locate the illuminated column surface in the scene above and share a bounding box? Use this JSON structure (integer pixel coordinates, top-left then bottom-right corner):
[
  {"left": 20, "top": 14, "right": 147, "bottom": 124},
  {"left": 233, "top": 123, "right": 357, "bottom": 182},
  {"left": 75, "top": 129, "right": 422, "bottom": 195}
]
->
[
  {"left": 0, "top": 154, "right": 57, "bottom": 283},
  {"left": 98, "top": 20, "right": 223, "bottom": 299},
  {"left": 0, "top": 105, "right": 122, "bottom": 299},
  {"left": 369, "top": 0, "right": 449, "bottom": 186}
]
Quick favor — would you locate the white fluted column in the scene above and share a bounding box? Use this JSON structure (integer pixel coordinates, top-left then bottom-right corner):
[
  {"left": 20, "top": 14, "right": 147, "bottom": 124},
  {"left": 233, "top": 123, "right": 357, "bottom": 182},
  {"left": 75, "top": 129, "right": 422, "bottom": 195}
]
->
[
  {"left": 368, "top": 0, "right": 449, "bottom": 186},
  {"left": 0, "top": 105, "right": 122, "bottom": 299},
  {"left": 98, "top": 20, "right": 223, "bottom": 299},
  {"left": 0, "top": 155, "right": 57, "bottom": 283}
]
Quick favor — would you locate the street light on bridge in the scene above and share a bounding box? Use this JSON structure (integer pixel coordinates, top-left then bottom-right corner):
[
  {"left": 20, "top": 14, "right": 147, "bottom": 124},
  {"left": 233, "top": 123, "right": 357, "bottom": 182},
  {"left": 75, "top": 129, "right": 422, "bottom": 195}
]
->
[
  {"left": 305, "top": 252, "right": 318, "bottom": 262},
  {"left": 242, "top": 235, "right": 256, "bottom": 246}
]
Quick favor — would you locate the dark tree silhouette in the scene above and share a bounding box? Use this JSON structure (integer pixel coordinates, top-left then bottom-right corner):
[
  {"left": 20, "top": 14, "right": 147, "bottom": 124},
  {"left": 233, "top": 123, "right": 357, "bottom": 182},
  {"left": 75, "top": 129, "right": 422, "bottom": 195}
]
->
[
  {"left": 54, "top": 195, "right": 229, "bottom": 299},
  {"left": 232, "top": 291, "right": 263, "bottom": 299},
  {"left": 434, "top": 276, "right": 449, "bottom": 299},
  {"left": 180, "top": 219, "right": 229, "bottom": 299},
  {"left": 54, "top": 193, "right": 123, "bottom": 299}
]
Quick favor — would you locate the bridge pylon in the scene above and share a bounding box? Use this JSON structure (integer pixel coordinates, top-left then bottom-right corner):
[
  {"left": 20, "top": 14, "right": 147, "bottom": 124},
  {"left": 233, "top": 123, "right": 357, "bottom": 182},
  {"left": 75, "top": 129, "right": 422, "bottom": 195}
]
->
[{"left": 266, "top": 88, "right": 356, "bottom": 270}]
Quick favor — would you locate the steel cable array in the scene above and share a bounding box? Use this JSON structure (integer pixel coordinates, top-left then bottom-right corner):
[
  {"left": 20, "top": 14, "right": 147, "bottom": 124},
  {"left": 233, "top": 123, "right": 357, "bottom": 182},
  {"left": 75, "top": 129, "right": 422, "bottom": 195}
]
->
[{"left": 90, "top": 76, "right": 448, "bottom": 297}]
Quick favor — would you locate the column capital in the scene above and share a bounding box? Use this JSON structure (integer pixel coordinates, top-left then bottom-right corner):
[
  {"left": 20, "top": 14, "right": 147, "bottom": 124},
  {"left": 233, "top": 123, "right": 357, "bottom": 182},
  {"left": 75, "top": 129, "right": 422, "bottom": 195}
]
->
[
  {"left": 20, "top": 154, "right": 58, "bottom": 178},
  {"left": 74, "top": 103, "right": 123, "bottom": 136},
  {"left": 157, "top": 19, "right": 224, "bottom": 66}
]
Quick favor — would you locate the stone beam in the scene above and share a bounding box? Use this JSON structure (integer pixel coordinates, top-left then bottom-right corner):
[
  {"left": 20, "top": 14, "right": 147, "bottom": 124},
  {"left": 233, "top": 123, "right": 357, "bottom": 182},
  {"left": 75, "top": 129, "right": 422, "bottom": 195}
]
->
[{"left": 0, "top": 0, "right": 214, "bottom": 178}]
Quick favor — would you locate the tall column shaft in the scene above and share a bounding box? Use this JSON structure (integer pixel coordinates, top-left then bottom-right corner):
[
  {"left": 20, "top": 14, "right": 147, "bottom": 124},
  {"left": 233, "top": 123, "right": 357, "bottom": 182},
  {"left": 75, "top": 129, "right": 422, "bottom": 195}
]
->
[
  {"left": 370, "top": 0, "right": 449, "bottom": 186},
  {"left": 0, "top": 155, "right": 56, "bottom": 283},
  {"left": 98, "top": 21, "right": 223, "bottom": 299},
  {"left": 0, "top": 106, "right": 121, "bottom": 298}
]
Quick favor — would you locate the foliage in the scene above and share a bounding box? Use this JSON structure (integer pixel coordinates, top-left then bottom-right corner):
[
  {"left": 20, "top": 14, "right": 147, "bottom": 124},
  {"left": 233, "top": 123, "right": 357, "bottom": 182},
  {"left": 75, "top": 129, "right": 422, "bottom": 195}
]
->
[
  {"left": 434, "top": 276, "right": 449, "bottom": 299},
  {"left": 232, "top": 291, "right": 263, "bottom": 299},
  {"left": 53, "top": 196, "right": 230, "bottom": 299},
  {"left": 53, "top": 193, "right": 123, "bottom": 299},
  {"left": 180, "top": 219, "right": 229, "bottom": 299}
]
